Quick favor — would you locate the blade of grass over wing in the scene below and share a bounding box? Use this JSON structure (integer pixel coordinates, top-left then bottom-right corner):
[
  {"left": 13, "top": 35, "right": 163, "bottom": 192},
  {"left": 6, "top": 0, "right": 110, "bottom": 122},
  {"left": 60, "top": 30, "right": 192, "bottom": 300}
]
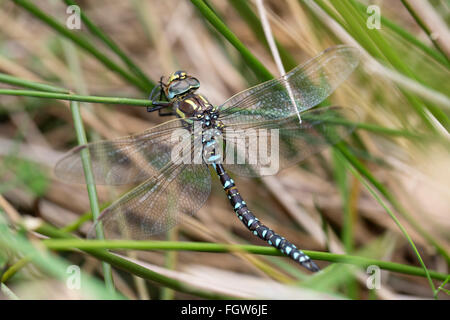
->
[
  {"left": 161, "top": 227, "right": 177, "bottom": 300},
  {"left": 12, "top": 0, "right": 150, "bottom": 92},
  {"left": 0, "top": 92, "right": 418, "bottom": 135},
  {"left": 39, "top": 238, "right": 449, "bottom": 282},
  {"left": 228, "top": 0, "right": 297, "bottom": 70},
  {"left": 63, "top": 0, "right": 154, "bottom": 89},
  {"left": 69, "top": 101, "right": 114, "bottom": 292}
]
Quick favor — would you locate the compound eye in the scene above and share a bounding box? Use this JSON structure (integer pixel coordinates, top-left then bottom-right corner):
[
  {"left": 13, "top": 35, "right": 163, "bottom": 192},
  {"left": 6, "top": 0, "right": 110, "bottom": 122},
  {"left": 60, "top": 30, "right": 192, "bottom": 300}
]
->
[
  {"left": 187, "top": 77, "right": 200, "bottom": 88},
  {"left": 168, "top": 80, "right": 190, "bottom": 98}
]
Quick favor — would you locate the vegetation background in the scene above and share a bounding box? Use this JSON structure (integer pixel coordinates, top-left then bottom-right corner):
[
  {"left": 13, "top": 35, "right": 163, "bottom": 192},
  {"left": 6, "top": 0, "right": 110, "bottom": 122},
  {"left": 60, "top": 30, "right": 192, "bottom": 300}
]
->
[{"left": 0, "top": 0, "right": 449, "bottom": 300}]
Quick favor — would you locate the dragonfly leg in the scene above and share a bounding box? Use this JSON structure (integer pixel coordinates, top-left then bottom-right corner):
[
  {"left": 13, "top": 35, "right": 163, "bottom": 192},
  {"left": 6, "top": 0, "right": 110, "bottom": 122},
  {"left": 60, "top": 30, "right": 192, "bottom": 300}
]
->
[
  {"left": 149, "top": 83, "right": 162, "bottom": 101},
  {"left": 213, "top": 163, "right": 319, "bottom": 272},
  {"left": 158, "top": 108, "right": 176, "bottom": 116},
  {"left": 146, "top": 101, "right": 173, "bottom": 114},
  {"left": 148, "top": 78, "right": 175, "bottom": 116}
]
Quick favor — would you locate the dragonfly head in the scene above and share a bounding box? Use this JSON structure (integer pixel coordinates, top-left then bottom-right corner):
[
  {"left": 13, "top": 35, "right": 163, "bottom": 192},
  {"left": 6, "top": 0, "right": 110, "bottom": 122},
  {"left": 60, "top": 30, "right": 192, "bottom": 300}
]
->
[{"left": 166, "top": 70, "right": 200, "bottom": 100}]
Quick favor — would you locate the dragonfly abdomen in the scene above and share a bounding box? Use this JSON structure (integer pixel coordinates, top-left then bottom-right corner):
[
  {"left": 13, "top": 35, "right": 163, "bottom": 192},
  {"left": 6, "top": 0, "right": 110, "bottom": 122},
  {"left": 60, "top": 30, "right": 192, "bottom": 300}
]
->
[{"left": 213, "top": 163, "right": 320, "bottom": 272}]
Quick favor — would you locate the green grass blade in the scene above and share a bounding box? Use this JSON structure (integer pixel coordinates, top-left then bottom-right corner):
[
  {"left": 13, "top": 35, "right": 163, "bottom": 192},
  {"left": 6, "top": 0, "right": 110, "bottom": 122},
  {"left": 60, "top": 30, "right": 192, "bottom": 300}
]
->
[
  {"left": 0, "top": 84, "right": 434, "bottom": 141},
  {"left": 0, "top": 73, "right": 70, "bottom": 93},
  {"left": 312, "top": 0, "right": 449, "bottom": 130},
  {"left": 0, "top": 213, "right": 121, "bottom": 299},
  {"left": 347, "top": 163, "right": 436, "bottom": 293},
  {"left": 63, "top": 0, "right": 154, "bottom": 88},
  {"left": 69, "top": 101, "right": 114, "bottom": 292},
  {"left": 0, "top": 89, "right": 154, "bottom": 106},
  {"left": 331, "top": 0, "right": 449, "bottom": 130},
  {"left": 39, "top": 238, "right": 449, "bottom": 282},
  {"left": 1, "top": 255, "right": 33, "bottom": 283},
  {"left": 12, "top": 0, "right": 150, "bottom": 92},
  {"left": 335, "top": 142, "right": 450, "bottom": 265},
  {"left": 183, "top": 0, "right": 450, "bottom": 265},
  {"left": 434, "top": 276, "right": 450, "bottom": 298},
  {"left": 351, "top": 0, "right": 450, "bottom": 68},
  {"left": 36, "top": 223, "right": 234, "bottom": 299},
  {"left": 332, "top": 150, "right": 358, "bottom": 298},
  {"left": 228, "top": 0, "right": 297, "bottom": 70},
  {"left": 190, "top": 0, "right": 273, "bottom": 82},
  {"left": 400, "top": 0, "right": 450, "bottom": 64}
]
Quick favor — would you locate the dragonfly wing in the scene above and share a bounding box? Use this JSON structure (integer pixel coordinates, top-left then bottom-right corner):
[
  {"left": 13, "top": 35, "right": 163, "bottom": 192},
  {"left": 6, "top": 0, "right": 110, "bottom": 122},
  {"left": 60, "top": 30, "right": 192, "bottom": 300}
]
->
[
  {"left": 222, "top": 106, "right": 358, "bottom": 177},
  {"left": 87, "top": 161, "right": 212, "bottom": 239},
  {"left": 218, "top": 45, "right": 359, "bottom": 126},
  {"left": 55, "top": 118, "right": 195, "bottom": 185}
]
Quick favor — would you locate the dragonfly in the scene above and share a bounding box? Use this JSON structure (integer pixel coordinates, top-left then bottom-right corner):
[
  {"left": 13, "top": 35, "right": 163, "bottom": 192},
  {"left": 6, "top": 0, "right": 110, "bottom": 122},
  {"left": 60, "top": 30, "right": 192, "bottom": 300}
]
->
[{"left": 55, "top": 45, "right": 359, "bottom": 272}]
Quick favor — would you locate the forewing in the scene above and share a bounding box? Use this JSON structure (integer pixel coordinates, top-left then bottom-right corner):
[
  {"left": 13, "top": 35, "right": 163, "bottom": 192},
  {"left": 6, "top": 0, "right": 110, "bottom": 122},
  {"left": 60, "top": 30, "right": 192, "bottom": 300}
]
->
[
  {"left": 55, "top": 118, "right": 194, "bottom": 185},
  {"left": 88, "top": 161, "right": 212, "bottom": 239},
  {"left": 222, "top": 106, "right": 358, "bottom": 177},
  {"left": 218, "top": 45, "right": 359, "bottom": 126}
]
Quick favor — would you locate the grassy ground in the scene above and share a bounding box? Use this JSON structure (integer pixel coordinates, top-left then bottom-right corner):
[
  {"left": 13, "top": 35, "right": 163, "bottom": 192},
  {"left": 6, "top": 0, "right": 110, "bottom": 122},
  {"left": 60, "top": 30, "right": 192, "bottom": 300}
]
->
[{"left": 0, "top": 0, "right": 449, "bottom": 300}]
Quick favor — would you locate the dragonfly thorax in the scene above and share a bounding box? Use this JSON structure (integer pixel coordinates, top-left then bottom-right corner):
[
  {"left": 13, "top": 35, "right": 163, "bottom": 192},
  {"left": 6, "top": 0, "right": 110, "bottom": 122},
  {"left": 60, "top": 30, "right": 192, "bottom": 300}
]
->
[
  {"left": 174, "top": 93, "right": 221, "bottom": 125},
  {"left": 165, "top": 71, "right": 221, "bottom": 127}
]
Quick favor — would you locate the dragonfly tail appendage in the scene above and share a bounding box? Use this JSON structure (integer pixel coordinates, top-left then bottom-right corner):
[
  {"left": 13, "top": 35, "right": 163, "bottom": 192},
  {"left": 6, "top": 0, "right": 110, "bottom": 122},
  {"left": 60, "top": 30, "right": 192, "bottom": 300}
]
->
[{"left": 213, "top": 163, "right": 319, "bottom": 272}]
